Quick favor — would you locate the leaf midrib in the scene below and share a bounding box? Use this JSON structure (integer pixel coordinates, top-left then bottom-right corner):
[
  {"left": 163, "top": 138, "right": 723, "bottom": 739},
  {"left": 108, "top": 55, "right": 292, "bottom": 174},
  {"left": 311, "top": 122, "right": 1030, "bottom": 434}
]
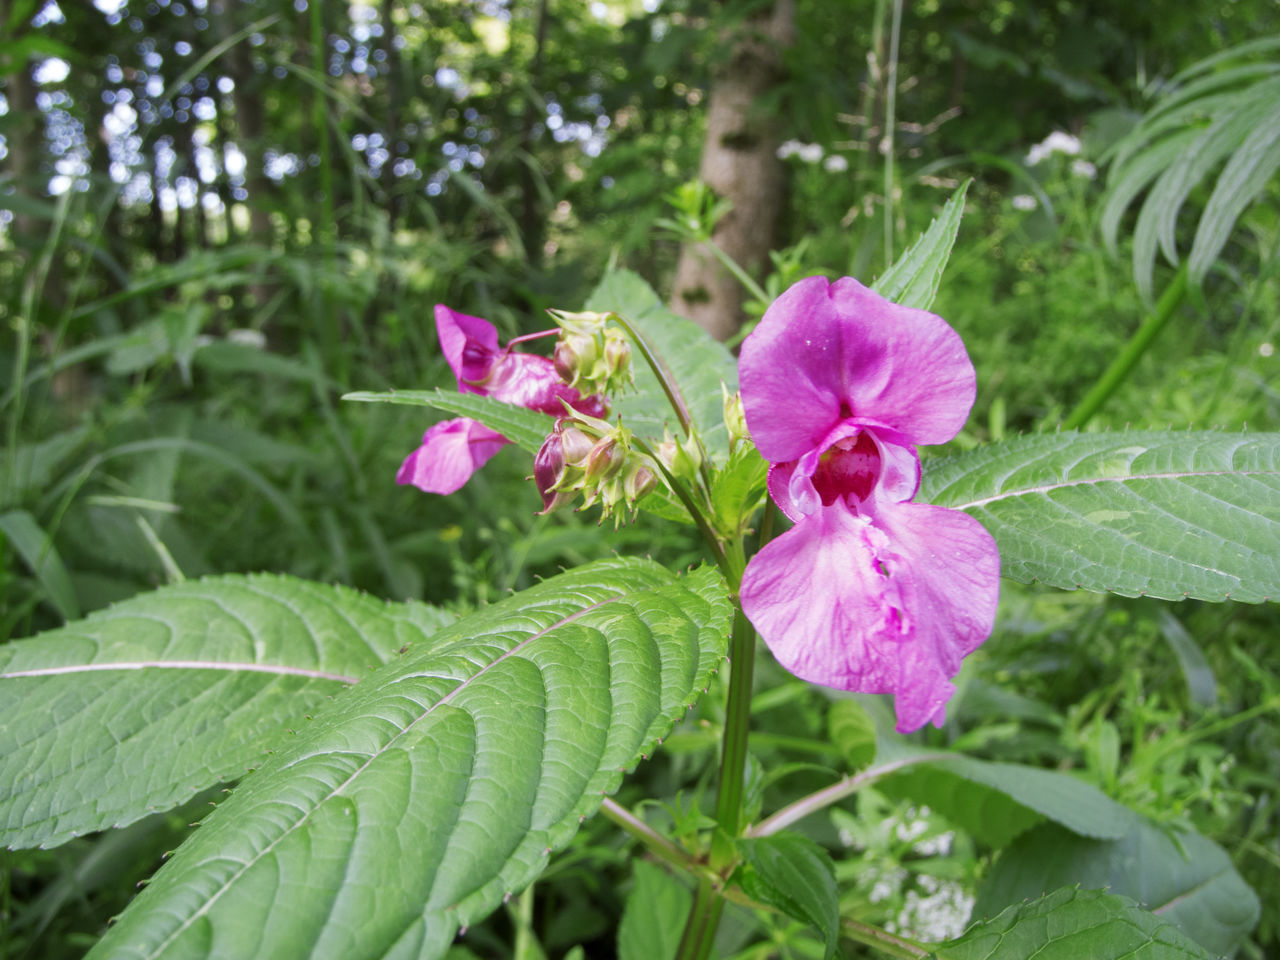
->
[
  {"left": 946, "top": 467, "right": 1279, "bottom": 510},
  {"left": 1, "top": 661, "right": 359, "bottom": 683},
  {"left": 141, "top": 591, "right": 629, "bottom": 960}
]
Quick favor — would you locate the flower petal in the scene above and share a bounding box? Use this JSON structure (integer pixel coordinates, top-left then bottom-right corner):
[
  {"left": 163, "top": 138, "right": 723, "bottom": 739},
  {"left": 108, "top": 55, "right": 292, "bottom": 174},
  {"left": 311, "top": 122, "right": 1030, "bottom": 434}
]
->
[
  {"left": 868, "top": 499, "right": 1000, "bottom": 731},
  {"left": 740, "top": 498, "right": 998, "bottom": 733},
  {"left": 395, "top": 418, "right": 509, "bottom": 495},
  {"left": 487, "top": 353, "right": 590, "bottom": 416},
  {"left": 739, "top": 276, "right": 976, "bottom": 459},
  {"left": 435, "top": 304, "right": 500, "bottom": 389}
]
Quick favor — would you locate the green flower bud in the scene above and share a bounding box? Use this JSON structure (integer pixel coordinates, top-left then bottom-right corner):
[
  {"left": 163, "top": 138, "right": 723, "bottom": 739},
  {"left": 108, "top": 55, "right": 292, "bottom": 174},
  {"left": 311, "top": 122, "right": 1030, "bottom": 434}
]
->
[{"left": 722, "top": 385, "right": 749, "bottom": 448}]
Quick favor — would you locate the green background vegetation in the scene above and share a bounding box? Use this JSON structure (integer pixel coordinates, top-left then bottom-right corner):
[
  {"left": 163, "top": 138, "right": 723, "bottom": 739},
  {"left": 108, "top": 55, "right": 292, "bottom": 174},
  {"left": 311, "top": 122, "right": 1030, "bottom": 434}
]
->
[{"left": 1, "top": 0, "right": 1277, "bottom": 956}]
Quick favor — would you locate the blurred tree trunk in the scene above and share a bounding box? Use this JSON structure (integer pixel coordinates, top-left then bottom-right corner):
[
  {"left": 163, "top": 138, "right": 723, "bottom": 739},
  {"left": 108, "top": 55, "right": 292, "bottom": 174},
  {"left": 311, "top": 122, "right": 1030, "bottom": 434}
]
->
[{"left": 671, "top": 0, "right": 795, "bottom": 342}]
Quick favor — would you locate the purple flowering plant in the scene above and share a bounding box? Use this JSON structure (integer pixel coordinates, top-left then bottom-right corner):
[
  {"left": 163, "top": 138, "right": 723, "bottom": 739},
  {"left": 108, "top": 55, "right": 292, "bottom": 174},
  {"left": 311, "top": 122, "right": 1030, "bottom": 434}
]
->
[{"left": 24, "top": 186, "right": 1269, "bottom": 960}]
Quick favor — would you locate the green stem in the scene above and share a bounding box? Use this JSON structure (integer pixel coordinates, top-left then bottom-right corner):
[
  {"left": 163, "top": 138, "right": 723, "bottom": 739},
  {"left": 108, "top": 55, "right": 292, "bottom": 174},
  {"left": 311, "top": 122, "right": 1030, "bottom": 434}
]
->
[
  {"left": 1061, "top": 266, "right": 1189, "bottom": 430},
  {"left": 699, "top": 238, "right": 770, "bottom": 307},
  {"left": 714, "top": 607, "right": 756, "bottom": 835},
  {"left": 611, "top": 312, "right": 717, "bottom": 501},
  {"left": 632, "top": 437, "right": 726, "bottom": 572},
  {"left": 841, "top": 918, "right": 930, "bottom": 959},
  {"left": 747, "top": 753, "right": 953, "bottom": 838},
  {"left": 599, "top": 798, "right": 696, "bottom": 873},
  {"left": 883, "top": 0, "right": 903, "bottom": 264},
  {"left": 674, "top": 876, "right": 725, "bottom": 960}
]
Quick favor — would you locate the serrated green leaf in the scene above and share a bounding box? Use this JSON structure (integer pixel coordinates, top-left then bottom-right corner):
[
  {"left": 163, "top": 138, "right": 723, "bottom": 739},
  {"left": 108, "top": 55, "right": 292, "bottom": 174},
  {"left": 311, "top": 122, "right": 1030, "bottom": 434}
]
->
[
  {"left": 0, "top": 510, "right": 80, "bottom": 621},
  {"left": 1189, "top": 97, "right": 1280, "bottom": 285},
  {"left": 88, "top": 559, "right": 732, "bottom": 960},
  {"left": 737, "top": 833, "right": 839, "bottom": 958},
  {"left": 973, "top": 820, "right": 1260, "bottom": 957},
  {"left": 618, "top": 860, "right": 692, "bottom": 960},
  {"left": 920, "top": 431, "right": 1280, "bottom": 602},
  {"left": 827, "top": 700, "right": 877, "bottom": 771},
  {"left": 872, "top": 181, "right": 969, "bottom": 310},
  {"left": 710, "top": 444, "right": 768, "bottom": 535},
  {"left": 937, "top": 887, "right": 1213, "bottom": 960},
  {"left": 880, "top": 755, "right": 1133, "bottom": 848},
  {"left": 0, "top": 575, "right": 453, "bottom": 849},
  {"left": 584, "top": 269, "right": 738, "bottom": 461},
  {"left": 342, "top": 388, "right": 553, "bottom": 453}
]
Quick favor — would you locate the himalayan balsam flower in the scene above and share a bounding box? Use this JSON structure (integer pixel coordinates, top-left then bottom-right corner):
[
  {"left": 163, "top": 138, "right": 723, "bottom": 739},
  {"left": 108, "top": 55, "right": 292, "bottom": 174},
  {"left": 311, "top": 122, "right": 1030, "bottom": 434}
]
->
[
  {"left": 397, "top": 305, "right": 606, "bottom": 495},
  {"left": 738, "top": 277, "right": 999, "bottom": 733}
]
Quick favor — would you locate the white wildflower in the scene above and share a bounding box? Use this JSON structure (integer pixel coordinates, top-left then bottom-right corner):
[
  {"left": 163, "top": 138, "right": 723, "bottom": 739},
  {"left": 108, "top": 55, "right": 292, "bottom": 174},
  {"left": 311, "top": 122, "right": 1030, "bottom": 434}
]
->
[
  {"left": 1011, "top": 194, "right": 1036, "bottom": 211},
  {"left": 1026, "top": 130, "right": 1082, "bottom": 166},
  {"left": 823, "top": 154, "right": 849, "bottom": 173},
  {"left": 1071, "top": 159, "right": 1097, "bottom": 179}
]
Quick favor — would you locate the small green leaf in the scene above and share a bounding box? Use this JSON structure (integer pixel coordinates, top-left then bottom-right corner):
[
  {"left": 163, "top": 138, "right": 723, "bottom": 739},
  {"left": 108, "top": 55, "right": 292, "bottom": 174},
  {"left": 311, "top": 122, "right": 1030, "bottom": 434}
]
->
[
  {"left": 342, "top": 388, "right": 553, "bottom": 453},
  {"left": 87, "top": 559, "right": 732, "bottom": 960},
  {"left": 872, "top": 180, "right": 970, "bottom": 310},
  {"left": 1156, "top": 610, "right": 1217, "bottom": 706},
  {"left": 618, "top": 861, "right": 692, "bottom": 960},
  {"left": 585, "top": 269, "right": 738, "bottom": 460},
  {"left": 710, "top": 444, "right": 768, "bottom": 535},
  {"left": 920, "top": 430, "right": 1280, "bottom": 602},
  {"left": 737, "top": 833, "right": 840, "bottom": 958},
  {"left": 974, "top": 820, "right": 1260, "bottom": 957},
  {"left": 936, "top": 887, "right": 1213, "bottom": 960},
  {"left": 0, "top": 509, "right": 80, "bottom": 621},
  {"left": 827, "top": 700, "right": 877, "bottom": 771},
  {"left": 1, "top": 574, "right": 452, "bottom": 849}
]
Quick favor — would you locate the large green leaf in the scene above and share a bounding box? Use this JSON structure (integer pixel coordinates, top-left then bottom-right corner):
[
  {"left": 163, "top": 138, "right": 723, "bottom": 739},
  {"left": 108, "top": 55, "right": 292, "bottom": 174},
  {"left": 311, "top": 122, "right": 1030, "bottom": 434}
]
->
[
  {"left": 585, "top": 269, "right": 739, "bottom": 461},
  {"left": 342, "top": 389, "right": 553, "bottom": 454},
  {"left": 920, "top": 431, "right": 1280, "bottom": 602},
  {"left": 973, "top": 820, "right": 1260, "bottom": 957},
  {"left": 872, "top": 180, "right": 970, "bottom": 311},
  {"left": 880, "top": 754, "right": 1133, "bottom": 848},
  {"left": 88, "top": 558, "right": 732, "bottom": 960},
  {"left": 0, "top": 575, "right": 453, "bottom": 850},
  {"left": 936, "top": 887, "right": 1213, "bottom": 960}
]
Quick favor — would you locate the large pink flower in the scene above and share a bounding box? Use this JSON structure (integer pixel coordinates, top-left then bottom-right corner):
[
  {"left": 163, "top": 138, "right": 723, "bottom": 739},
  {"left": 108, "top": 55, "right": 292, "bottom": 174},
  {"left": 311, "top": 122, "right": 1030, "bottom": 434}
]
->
[
  {"left": 738, "top": 276, "right": 999, "bottom": 733},
  {"left": 397, "top": 305, "right": 607, "bottom": 495}
]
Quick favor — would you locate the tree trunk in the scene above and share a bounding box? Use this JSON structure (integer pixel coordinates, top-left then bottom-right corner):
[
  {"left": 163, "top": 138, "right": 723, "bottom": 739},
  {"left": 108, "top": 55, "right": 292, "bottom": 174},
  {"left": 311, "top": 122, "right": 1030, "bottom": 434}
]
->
[{"left": 671, "top": 0, "right": 795, "bottom": 342}]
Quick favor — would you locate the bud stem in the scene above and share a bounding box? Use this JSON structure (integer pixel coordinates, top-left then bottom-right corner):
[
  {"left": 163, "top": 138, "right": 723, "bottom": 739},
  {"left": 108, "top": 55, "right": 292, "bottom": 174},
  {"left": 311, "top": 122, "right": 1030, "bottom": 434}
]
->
[{"left": 609, "top": 313, "right": 716, "bottom": 497}]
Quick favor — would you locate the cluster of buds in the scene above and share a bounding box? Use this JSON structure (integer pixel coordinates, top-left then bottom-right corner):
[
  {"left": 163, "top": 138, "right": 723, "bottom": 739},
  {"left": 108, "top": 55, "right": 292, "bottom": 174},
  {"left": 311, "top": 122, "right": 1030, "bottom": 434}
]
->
[
  {"left": 534, "top": 411, "right": 656, "bottom": 523},
  {"left": 548, "top": 310, "right": 633, "bottom": 399}
]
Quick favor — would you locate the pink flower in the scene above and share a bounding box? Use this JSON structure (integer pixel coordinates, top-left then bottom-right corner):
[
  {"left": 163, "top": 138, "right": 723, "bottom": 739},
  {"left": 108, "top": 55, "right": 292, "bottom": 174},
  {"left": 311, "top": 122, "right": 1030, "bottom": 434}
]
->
[
  {"left": 738, "top": 276, "right": 999, "bottom": 733},
  {"left": 397, "top": 305, "right": 607, "bottom": 495}
]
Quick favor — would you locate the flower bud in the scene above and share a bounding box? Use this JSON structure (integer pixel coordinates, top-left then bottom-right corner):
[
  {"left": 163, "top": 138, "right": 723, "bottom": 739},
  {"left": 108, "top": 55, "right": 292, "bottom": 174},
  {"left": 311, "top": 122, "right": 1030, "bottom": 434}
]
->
[
  {"left": 584, "top": 436, "right": 625, "bottom": 482},
  {"left": 657, "top": 428, "right": 702, "bottom": 481},
  {"left": 625, "top": 464, "right": 656, "bottom": 502},
  {"left": 533, "top": 431, "right": 571, "bottom": 513},
  {"left": 722, "top": 385, "right": 749, "bottom": 448},
  {"left": 559, "top": 424, "right": 595, "bottom": 467}
]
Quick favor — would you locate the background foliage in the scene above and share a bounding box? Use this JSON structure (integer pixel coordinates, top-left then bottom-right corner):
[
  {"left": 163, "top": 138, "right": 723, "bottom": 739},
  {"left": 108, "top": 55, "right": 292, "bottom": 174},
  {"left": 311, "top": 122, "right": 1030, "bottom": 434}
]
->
[{"left": 2, "top": 0, "right": 1278, "bottom": 957}]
